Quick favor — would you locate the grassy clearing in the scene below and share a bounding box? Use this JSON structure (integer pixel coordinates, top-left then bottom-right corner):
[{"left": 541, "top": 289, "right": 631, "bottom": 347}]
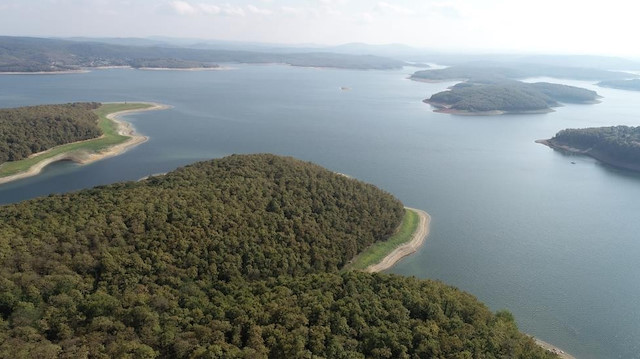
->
[
  {"left": 345, "top": 208, "right": 419, "bottom": 271},
  {"left": 0, "top": 103, "right": 153, "bottom": 177}
]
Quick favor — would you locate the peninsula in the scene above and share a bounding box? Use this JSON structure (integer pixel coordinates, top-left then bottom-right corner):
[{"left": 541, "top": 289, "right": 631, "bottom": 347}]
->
[
  {"left": 538, "top": 125, "right": 640, "bottom": 172},
  {"left": 425, "top": 81, "right": 600, "bottom": 115},
  {"left": 344, "top": 207, "right": 431, "bottom": 272},
  {"left": 0, "top": 154, "right": 555, "bottom": 358},
  {"left": 0, "top": 102, "right": 169, "bottom": 185}
]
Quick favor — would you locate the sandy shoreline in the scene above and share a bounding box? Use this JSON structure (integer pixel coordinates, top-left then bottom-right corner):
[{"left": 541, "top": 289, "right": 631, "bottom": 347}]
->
[
  {"left": 534, "top": 338, "right": 576, "bottom": 359},
  {"left": 365, "top": 207, "right": 431, "bottom": 273},
  {"left": 0, "top": 102, "right": 170, "bottom": 185}
]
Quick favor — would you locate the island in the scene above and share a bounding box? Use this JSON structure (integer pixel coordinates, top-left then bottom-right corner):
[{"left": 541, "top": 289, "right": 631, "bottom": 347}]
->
[
  {"left": 0, "top": 154, "right": 556, "bottom": 358},
  {"left": 598, "top": 79, "right": 640, "bottom": 91},
  {"left": 0, "top": 102, "right": 169, "bottom": 185},
  {"left": 537, "top": 125, "right": 640, "bottom": 172},
  {"left": 424, "top": 81, "right": 600, "bottom": 115},
  {"left": 411, "top": 63, "right": 635, "bottom": 82}
]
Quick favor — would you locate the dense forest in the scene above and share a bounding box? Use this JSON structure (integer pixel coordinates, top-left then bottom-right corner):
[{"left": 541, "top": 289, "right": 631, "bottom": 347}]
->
[
  {"left": 411, "top": 63, "right": 634, "bottom": 82},
  {"left": 0, "top": 102, "right": 102, "bottom": 165},
  {"left": 547, "top": 126, "right": 640, "bottom": 170},
  {"left": 426, "top": 81, "right": 599, "bottom": 113},
  {"left": 598, "top": 79, "right": 640, "bottom": 91},
  {"left": 0, "top": 154, "right": 555, "bottom": 358},
  {"left": 0, "top": 36, "right": 406, "bottom": 72}
]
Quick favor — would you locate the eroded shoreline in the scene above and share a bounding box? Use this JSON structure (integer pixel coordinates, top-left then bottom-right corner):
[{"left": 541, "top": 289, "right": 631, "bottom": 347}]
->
[
  {"left": 0, "top": 102, "right": 170, "bottom": 185},
  {"left": 365, "top": 207, "right": 431, "bottom": 273}
]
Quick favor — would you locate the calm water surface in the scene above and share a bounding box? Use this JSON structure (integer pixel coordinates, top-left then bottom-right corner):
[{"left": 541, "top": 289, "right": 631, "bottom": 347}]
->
[{"left": 1, "top": 66, "right": 640, "bottom": 358}]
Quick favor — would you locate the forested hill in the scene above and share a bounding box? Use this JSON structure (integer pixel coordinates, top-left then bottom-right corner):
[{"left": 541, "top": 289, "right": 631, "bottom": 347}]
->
[
  {"left": 426, "top": 81, "right": 599, "bottom": 114},
  {"left": 545, "top": 126, "right": 640, "bottom": 171},
  {"left": 411, "top": 63, "right": 634, "bottom": 82},
  {"left": 0, "top": 36, "right": 406, "bottom": 71},
  {"left": 0, "top": 154, "right": 555, "bottom": 358},
  {"left": 0, "top": 102, "right": 102, "bottom": 165}
]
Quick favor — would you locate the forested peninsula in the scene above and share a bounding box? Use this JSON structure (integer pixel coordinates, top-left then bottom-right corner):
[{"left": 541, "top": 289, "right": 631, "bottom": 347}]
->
[
  {"left": 0, "top": 102, "right": 167, "bottom": 184},
  {"left": 424, "top": 81, "right": 600, "bottom": 115},
  {"left": 538, "top": 126, "right": 640, "bottom": 172},
  {"left": 0, "top": 154, "right": 556, "bottom": 358}
]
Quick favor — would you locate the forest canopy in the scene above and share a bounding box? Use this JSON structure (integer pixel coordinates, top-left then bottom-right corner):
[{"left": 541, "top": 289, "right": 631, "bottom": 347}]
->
[
  {"left": 0, "top": 102, "right": 102, "bottom": 165},
  {"left": 426, "top": 81, "right": 599, "bottom": 113},
  {"left": 547, "top": 126, "right": 640, "bottom": 171},
  {"left": 0, "top": 154, "right": 555, "bottom": 358}
]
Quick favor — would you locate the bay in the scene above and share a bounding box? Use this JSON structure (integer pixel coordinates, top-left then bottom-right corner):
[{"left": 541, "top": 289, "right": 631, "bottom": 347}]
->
[{"left": 1, "top": 65, "right": 640, "bottom": 358}]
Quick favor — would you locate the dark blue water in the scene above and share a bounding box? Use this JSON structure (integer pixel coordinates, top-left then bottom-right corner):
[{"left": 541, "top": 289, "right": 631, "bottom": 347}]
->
[{"left": 1, "top": 66, "right": 640, "bottom": 358}]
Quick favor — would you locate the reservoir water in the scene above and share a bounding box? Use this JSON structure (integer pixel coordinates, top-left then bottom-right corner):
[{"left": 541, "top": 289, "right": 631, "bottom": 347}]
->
[{"left": 1, "top": 65, "right": 639, "bottom": 358}]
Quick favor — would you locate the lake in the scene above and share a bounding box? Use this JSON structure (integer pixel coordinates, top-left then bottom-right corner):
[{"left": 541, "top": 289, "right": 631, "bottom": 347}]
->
[{"left": 1, "top": 65, "right": 639, "bottom": 358}]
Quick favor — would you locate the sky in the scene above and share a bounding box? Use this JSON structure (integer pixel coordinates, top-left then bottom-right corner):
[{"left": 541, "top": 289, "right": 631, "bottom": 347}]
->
[{"left": 1, "top": 0, "right": 639, "bottom": 57}]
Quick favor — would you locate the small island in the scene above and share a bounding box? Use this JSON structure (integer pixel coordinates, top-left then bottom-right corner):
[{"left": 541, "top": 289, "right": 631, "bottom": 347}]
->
[
  {"left": 598, "top": 79, "right": 640, "bottom": 91},
  {"left": 0, "top": 102, "right": 169, "bottom": 185},
  {"left": 424, "top": 81, "right": 600, "bottom": 115},
  {"left": 537, "top": 125, "right": 640, "bottom": 172}
]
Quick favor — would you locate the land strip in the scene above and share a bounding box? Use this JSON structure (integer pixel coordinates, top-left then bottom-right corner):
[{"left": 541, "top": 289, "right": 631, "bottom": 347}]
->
[{"left": 0, "top": 102, "right": 169, "bottom": 185}]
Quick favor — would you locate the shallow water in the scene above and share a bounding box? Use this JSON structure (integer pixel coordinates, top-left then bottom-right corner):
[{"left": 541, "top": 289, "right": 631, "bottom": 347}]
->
[{"left": 1, "top": 65, "right": 640, "bottom": 358}]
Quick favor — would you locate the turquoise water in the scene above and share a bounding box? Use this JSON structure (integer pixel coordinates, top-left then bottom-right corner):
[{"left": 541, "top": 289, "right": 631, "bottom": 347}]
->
[{"left": 1, "top": 66, "right": 640, "bottom": 358}]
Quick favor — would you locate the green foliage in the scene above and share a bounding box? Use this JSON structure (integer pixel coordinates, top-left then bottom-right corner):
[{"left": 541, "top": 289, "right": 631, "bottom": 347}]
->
[
  {"left": 551, "top": 125, "right": 640, "bottom": 166},
  {"left": 0, "top": 102, "right": 101, "bottom": 165},
  {"left": 427, "top": 81, "right": 598, "bottom": 112},
  {"left": 0, "top": 154, "right": 555, "bottom": 358},
  {"left": 345, "top": 208, "right": 418, "bottom": 271}
]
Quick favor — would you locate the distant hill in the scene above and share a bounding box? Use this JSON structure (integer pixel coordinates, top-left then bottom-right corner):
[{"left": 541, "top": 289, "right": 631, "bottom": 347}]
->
[
  {"left": 426, "top": 81, "right": 600, "bottom": 114},
  {"left": 0, "top": 154, "right": 555, "bottom": 358},
  {"left": 411, "top": 62, "right": 635, "bottom": 82},
  {"left": 540, "top": 126, "right": 640, "bottom": 172},
  {"left": 598, "top": 79, "right": 640, "bottom": 91},
  {"left": 0, "top": 36, "right": 406, "bottom": 72}
]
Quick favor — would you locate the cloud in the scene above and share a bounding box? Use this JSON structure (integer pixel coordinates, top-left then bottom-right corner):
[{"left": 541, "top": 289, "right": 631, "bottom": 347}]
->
[
  {"left": 247, "top": 4, "right": 272, "bottom": 15},
  {"left": 170, "top": 1, "right": 198, "bottom": 15},
  {"left": 375, "top": 1, "right": 415, "bottom": 16},
  {"left": 169, "top": 2, "right": 270, "bottom": 17},
  {"left": 281, "top": 6, "right": 304, "bottom": 16}
]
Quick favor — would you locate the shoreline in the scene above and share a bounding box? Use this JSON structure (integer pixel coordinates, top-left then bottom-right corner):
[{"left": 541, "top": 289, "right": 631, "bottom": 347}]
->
[
  {"left": 0, "top": 102, "right": 170, "bottom": 185},
  {"left": 424, "top": 99, "right": 555, "bottom": 116},
  {"left": 0, "top": 70, "right": 89, "bottom": 75},
  {"left": 534, "top": 338, "right": 576, "bottom": 359},
  {"left": 536, "top": 138, "right": 640, "bottom": 172},
  {"left": 365, "top": 207, "right": 431, "bottom": 273}
]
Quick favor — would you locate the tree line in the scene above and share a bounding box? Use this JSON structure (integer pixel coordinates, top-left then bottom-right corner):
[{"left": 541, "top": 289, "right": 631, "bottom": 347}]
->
[{"left": 0, "top": 102, "right": 102, "bottom": 165}]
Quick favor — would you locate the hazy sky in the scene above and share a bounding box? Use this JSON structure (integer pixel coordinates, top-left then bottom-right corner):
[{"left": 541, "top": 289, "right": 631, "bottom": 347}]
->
[{"left": 1, "top": 0, "right": 638, "bottom": 56}]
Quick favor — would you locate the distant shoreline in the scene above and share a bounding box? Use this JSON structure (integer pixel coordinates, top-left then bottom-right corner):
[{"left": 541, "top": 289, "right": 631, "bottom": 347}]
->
[
  {"left": 0, "top": 70, "right": 90, "bottom": 75},
  {"left": 424, "top": 99, "right": 554, "bottom": 116},
  {"left": 0, "top": 66, "right": 232, "bottom": 75},
  {"left": 366, "top": 208, "right": 431, "bottom": 273},
  {"left": 536, "top": 138, "right": 640, "bottom": 172},
  {"left": 0, "top": 102, "right": 170, "bottom": 186}
]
